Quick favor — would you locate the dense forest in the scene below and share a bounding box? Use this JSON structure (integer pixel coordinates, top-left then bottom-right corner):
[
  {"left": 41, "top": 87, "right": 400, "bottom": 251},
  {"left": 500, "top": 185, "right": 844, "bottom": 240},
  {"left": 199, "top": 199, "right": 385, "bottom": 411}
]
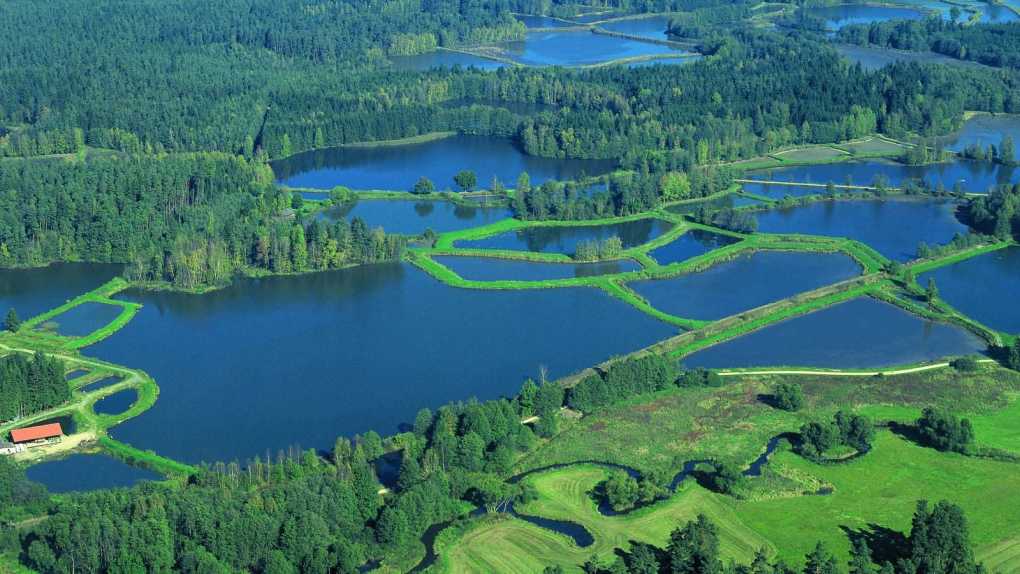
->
[
  {"left": 0, "top": 154, "right": 404, "bottom": 289},
  {"left": 837, "top": 18, "right": 1020, "bottom": 69},
  {"left": 0, "top": 353, "right": 66, "bottom": 424}
]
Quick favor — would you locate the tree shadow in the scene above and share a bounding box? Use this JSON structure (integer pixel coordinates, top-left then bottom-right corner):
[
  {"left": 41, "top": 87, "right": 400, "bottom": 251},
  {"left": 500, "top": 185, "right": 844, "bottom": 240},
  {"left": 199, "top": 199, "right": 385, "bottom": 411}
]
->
[
  {"left": 756, "top": 393, "right": 782, "bottom": 409},
  {"left": 887, "top": 421, "right": 925, "bottom": 447},
  {"left": 841, "top": 523, "right": 909, "bottom": 565}
]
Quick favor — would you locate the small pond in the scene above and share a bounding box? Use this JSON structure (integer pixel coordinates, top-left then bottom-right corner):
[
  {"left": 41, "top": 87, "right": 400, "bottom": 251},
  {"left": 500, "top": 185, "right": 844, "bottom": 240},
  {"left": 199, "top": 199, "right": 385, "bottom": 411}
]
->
[
  {"left": 26, "top": 454, "right": 162, "bottom": 493},
  {"left": 803, "top": 4, "right": 925, "bottom": 30},
  {"left": 597, "top": 15, "right": 674, "bottom": 40},
  {"left": 0, "top": 263, "right": 122, "bottom": 322},
  {"left": 78, "top": 376, "right": 123, "bottom": 393},
  {"left": 684, "top": 297, "right": 987, "bottom": 369},
  {"left": 389, "top": 51, "right": 506, "bottom": 71},
  {"left": 456, "top": 219, "right": 673, "bottom": 256},
  {"left": 432, "top": 255, "right": 640, "bottom": 281},
  {"left": 919, "top": 246, "right": 1020, "bottom": 334},
  {"left": 35, "top": 301, "right": 122, "bottom": 337},
  {"left": 647, "top": 229, "right": 741, "bottom": 266},
  {"left": 93, "top": 389, "right": 137, "bottom": 416},
  {"left": 502, "top": 30, "right": 682, "bottom": 66},
  {"left": 630, "top": 251, "right": 862, "bottom": 320},
  {"left": 754, "top": 199, "right": 969, "bottom": 262}
]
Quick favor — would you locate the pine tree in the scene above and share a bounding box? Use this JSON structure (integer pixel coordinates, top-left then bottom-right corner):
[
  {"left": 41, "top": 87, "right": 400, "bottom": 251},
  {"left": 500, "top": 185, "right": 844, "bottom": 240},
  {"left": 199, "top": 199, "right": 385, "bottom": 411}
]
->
[{"left": 4, "top": 308, "right": 20, "bottom": 332}]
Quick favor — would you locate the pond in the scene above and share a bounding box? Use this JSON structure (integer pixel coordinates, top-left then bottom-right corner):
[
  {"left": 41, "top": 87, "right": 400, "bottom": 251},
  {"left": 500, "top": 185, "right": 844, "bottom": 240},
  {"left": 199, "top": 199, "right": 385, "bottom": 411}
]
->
[
  {"left": 894, "top": 0, "right": 1018, "bottom": 22},
  {"left": 597, "top": 15, "right": 674, "bottom": 40},
  {"left": 629, "top": 251, "right": 862, "bottom": 320},
  {"left": 803, "top": 4, "right": 925, "bottom": 30},
  {"left": 35, "top": 301, "right": 122, "bottom": 337},
  {"left": 647, "top": 229, "right": 741, "bottom": 266},
  {"left": 746, "top": 159, "right": 1020, "bottom": 194},
  {"left": 755, "top": 199, "right": 969, "bottom": 262},
  {"left": 272, "top": 135, "right": 616, "bottom": 191},
  {"left": 0, "top": 263, "right": 122, "bottom": 322},
  {"left": 78, "top": 376, "right": 123, "bottom": 393},
  {"left": 93, "top": 389, "right": 137, "bottom": 416},
  {"left": 918, "top": 246, "right": 1020, "bottom": 334},
  {"left": 389, "top": 51, "right": 506, "bottom": 71},
  {"left": 433, "top": 255, "right": 641, "bottom": 281},
  {"left": 87, "top": 263, "right": 676, "bottom": 463},
  {"left": 835, "top": 44, "right": 979, "bottom": 70},
  {"left": 501, "top": 30, "right": 683, "bottom": 66},
  {"left": 317, "top": 200, "right": 512, "bottom": 235},
  {"left": 456, "top": 219, "right": 673, "bottom": 256},
  {"left": 938, "top": 114, "right": 1020, "bottom": 155},
  {"left": 683, "top": 297, "right": 987, "bottom": 369},
  {"left": 26, "top": 454, "right": 162, "bottom": 493}
]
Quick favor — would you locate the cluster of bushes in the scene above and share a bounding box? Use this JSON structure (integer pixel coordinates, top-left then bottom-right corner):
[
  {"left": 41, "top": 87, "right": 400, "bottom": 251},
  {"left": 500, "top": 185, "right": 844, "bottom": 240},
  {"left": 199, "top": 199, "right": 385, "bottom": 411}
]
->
[
  {"left": 574, "top": 236, "right": 623, "bottom": 262},
  {"left": 916, "top": 231, "right": 991, "bottom": 260},
  {"left": 915, "top": 407, "right": 974, "bottom": 454},
  {"left": 595, "top": 470, "right": 667, "bottom": 513},
  {"left": 566, "top": 355, "right": 678, "bottom": 413},
  {"left": 795, "top": 411, "right": 874, "bottom": 460},
  {"left": 690, "top": 206, "right": 758, "bottom": 233}
]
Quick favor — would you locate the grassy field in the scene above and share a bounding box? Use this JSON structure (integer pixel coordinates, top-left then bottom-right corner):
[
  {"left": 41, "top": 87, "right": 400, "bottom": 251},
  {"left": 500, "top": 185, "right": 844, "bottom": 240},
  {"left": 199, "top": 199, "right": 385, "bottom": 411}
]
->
[
  {"left": 771, "top": 146, "right": 849, "bottom": 163},
  {"left": 432, "top": 469, "right": 770, "bottom": 573},
  {"left": 434, "top": 365, "right": 1020, "bottom": 571},
  {"left": 834, "top": 137, "right": 909, "bottom": 157}
]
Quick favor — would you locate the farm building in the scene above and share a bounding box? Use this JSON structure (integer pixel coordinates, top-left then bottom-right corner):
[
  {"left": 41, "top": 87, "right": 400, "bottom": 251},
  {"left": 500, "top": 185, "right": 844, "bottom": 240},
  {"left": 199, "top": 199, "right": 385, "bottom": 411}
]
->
[{"left": 10, "top": 422, "right": 64, "bottom": 446}]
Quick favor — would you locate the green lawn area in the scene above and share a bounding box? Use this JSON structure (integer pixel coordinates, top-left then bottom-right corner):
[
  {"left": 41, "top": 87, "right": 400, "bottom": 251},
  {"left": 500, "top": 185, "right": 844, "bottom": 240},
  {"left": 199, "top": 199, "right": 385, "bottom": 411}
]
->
[
  {"left": 517, "top": 365, "right": 1020, "bottom": 478},
  {"left": 433, "top": 466, "right": 770, "bottom": 573},
  {"left": 731, "top": 431, "right": 1020, "bottom": 566},
  {"left": 835, "top": 137, "right": 908, "bottom": 157},
  {"left": 771, "top": 146, "right": 850, "bottom": 163}
]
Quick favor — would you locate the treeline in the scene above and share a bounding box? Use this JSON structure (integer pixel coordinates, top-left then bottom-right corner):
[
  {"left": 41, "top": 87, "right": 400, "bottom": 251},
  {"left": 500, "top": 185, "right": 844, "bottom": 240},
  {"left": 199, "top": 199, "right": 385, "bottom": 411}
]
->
[
  {"left": 0, "top": 352, "right": 66, "bottom": 423},
  {"left": 569, "top": 501, "right": 982, "bottom": 574},
  {"left": 0, "top": 154, "right": 404, "bottom": 289},
  {"left": 0, "top": 127, "right": 84, "bottom": 158},
  {"left": 566, "top": 355, "right": 678, "bottom": 412},
  {"left": 838, "top": 18, "right": 1020, "bottom": 69},
  {"left": 511, "top": 167, "right": 735, "bottom": 221},
  {"left": 962, "top": 183, "right": 1020, "bottom": 240}
]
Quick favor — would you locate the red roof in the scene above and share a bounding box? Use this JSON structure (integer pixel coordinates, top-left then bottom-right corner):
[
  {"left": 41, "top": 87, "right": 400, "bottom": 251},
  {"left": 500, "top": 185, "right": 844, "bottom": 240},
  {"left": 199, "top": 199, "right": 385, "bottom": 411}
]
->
[{"left": 10, "top": 423, "right": 63, "bottom": 443}]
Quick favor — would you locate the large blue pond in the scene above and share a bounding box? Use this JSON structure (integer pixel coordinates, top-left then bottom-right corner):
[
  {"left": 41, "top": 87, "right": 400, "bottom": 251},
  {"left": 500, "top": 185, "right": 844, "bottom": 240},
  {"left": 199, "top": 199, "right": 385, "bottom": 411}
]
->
[
  {"left": 755, "top": 199, "right": 969, "bottom": 262},
  {"left": 598, "top": 16, "right": 674, "bottom": 40},
  {"left": 272, "top": 135, "right": 616, "bottom": 191},
  {"left": 647, "top": 229, "right": 741, "bottom": 266},
  {"left": 684, "top": 297, "right": 987, "bottom": 369},
  {"left": 747, "top": 159, "right": 1020, "bottom": 194},
  {"left": 630, "top": 251, "right": 862, "bottom": 320},
  {"left": 457, "top": 219, "right": 673, "bottom": 256},
  {"left": 919, "top": 246, "right": 1020, "bottom": 334},
  {"left": 316, "top": 200, "right": 512, "bottom": 235},
  {"left": 502, "top": 30, "right": 681, "bottom": 66},
  {"left": 86, "top": 263, "right": 675, "bottom": 463}
]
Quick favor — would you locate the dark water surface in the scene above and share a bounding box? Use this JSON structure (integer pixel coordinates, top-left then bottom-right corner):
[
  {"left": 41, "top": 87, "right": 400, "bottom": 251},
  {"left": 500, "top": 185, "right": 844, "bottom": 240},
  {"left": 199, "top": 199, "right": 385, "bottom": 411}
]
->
[
  {"left": 87, "top": 263, "right": 675, "bottom": 463},
  {"left": 598, "top": 16, "right": 674, "bottom": 39},
  {"left": 457, "top": 219, "right": 673, "bottom": 255},
  {"left": 630, "top": 251, "right": 862, "bottom": 320},
  {"left": 938, "top": 114, "right": 1020, "bottom": 155},
  {"left": 317, "top": 200, "right": 512, "bottom": 235},
  {"left": 433, "top": 256, "right": 641, "bottom": 281},
  {"left": 919, "top": 246, "right": 1020, "bottom": 334},
  {"left": 272, "top": 135, "right": 615, "bottom": 191},
  {"left": 647, "top": 229, "right": 741, "bottom": 266},
  {"left": 26, "top": 454, "right": 161, "bottom": 493},
  {"left": 835, "top": 44, "right": 978, "bottom": 70},
  {"left": 38, "top": 301, "right": 122, "bottom": 337},
  {"left": 93, "top": 389, "right": 138, "bottom": 416},
  {"left": 0, "top": 263, "right": 122, "bottom": 321},
  {"left": 803, "top": 4, "right": 925, "bottom": 29},
  {"left": 684, "top": 297, "right": 986, "bottom": 369},
  {"left": 755, "top": 199, "right": 969, "bottom": 261},
  {"left": 389, "top": 51, "right": 506, "bottom": 71}
]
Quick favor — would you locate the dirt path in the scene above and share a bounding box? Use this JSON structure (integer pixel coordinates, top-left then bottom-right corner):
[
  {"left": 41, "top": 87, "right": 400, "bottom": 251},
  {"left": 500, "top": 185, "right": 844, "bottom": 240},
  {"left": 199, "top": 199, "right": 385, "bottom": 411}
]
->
[{"left": 718, "top": 359, "right": 995, "bottom": 378}]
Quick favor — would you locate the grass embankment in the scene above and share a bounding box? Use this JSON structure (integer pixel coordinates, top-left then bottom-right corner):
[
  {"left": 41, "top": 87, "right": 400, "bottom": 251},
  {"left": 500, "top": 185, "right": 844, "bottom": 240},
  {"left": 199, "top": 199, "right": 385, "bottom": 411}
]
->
[
  {"left": 99, "top": 436, "right": 197, "bottom": 478},
  {"left": 437, "top": 365, "right": 1020, "bottom": 571},
  {"left": 10, "top": 277, "right": 140, "bottom": 351},
  {"left": 729, "top": 135, "right": 908, "bottom": 171}
]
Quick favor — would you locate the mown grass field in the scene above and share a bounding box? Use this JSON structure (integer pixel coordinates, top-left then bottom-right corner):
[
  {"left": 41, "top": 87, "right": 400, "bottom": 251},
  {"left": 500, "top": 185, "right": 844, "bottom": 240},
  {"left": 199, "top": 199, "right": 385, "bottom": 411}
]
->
[
  {"left": 771, "top": 146, "right": 849, "bottom": 163},
  {"left": 835, "top": 137, "right": 908, "bottom": 157}
]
